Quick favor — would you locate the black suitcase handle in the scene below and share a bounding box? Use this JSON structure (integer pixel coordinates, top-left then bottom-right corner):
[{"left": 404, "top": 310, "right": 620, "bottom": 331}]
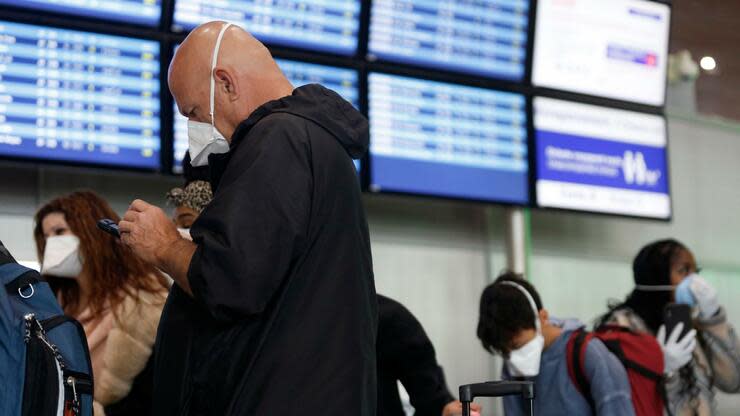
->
[{"left": 459, "top": 380, "right": 535, "bottom": 416}]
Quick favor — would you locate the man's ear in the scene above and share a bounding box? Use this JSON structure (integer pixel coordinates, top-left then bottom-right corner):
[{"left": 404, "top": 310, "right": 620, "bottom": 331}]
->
[
  {"left": 214, "top": 67, "right": 240, "bottom": 102},
  {"left": 539, "top": 308, "right": 549, "bottom": 323}
]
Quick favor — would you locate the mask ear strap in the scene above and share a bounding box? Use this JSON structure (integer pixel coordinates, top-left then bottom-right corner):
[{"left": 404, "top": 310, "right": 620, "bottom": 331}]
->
[
  {"left": 499, "top": 281, "right": 542, "bottom": 333},
  {"left": 210, "top": 22, "right": 233, "bottom": 126}
]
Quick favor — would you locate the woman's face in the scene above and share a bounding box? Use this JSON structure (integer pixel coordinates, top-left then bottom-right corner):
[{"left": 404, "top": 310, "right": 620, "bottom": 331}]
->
[
  {"left": 670, "top": 248, "right": 698, "bottom": 286},
  {"left": 42, "top": 212, "right": 73, "bottom": 240},
  {"left": 173, "top": 205, "right": 199, "bottom": 229}
]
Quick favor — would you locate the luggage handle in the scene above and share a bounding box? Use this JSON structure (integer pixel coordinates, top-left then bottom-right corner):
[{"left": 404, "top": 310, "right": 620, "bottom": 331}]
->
[{"left": 459, "top": 380, "right": 534, "bottom": 416}]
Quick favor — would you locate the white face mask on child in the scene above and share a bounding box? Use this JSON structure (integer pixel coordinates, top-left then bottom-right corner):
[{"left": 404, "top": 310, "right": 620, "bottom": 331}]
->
[{"left": 500, "top": 281, "right": 545, "bottom": 377}]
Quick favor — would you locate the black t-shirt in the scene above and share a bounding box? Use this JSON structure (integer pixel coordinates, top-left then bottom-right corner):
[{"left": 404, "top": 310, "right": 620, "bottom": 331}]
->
[
  {"left": 152, "top": 85, "right": 377, "bottom": 415},
  {"left": 377, "top": 295, "right": 455, "bottom": 416}
]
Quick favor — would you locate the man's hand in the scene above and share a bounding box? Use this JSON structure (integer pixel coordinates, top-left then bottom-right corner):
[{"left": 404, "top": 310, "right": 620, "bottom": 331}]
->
[
  {"left": 442, "top": 400, "right": 481, "bottom": 416},
  {"left": 119, "top": 199, "right": 197, "bottom": 296},
  {"left": 119, "top": 199, "right": 181, "bottom": 268}
]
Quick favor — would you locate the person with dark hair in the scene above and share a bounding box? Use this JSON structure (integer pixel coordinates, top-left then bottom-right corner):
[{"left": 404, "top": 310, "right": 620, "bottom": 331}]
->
[
  {"left": 599, "top": 239, "right": 740, "bottom": 415},
  {"left": 166, "top": 151, "right": 213, "bottom": 236},
  {"left": 377, "top": 295, "right": 481, "bottom": 416},
  {"left": 477, "top": 272, "right": 634, "bottom": 416},
  {"left": 166, "top": 180, "right": 213, "bottom": 233},
  {"left": 34, "top": 191, "right": 170, "bottom": 416}
]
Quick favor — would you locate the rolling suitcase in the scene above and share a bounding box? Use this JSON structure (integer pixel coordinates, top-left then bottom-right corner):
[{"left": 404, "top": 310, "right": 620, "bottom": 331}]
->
[{"left": 460, "top": 380, "right": 534, "bottom": 416}]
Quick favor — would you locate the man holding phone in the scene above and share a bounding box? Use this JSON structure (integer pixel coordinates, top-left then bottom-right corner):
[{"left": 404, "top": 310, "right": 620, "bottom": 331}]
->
[{"left": 119, "top": 21, "right": 377, "bottom": 415}]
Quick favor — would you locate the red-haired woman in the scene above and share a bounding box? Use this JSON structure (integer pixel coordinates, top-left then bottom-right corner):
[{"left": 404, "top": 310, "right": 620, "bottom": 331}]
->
[{"left": 34, "top": 190, "right": 169, "bottom": 416}]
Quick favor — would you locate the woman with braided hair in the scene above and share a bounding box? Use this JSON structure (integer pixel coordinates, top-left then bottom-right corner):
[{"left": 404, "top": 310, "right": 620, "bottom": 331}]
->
[{"left": 599, "top": 239, "right": 740, "bottom": 415}]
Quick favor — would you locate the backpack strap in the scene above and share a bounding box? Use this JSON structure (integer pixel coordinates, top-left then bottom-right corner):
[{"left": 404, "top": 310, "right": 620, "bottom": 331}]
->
[
  {"left": 601, "top": 339, "right": 664, "bottom": 382},
  {"left": 595, "top": 326, "right": 664, "bottom": 382},
  {"left": 1, "top": 263, "right": 40, "bottom": 295},
  {"left": 566, "top": 329, "right": 596, "bottom": 411},
  {"left": 4, "top": 270, "right": 41, "bottom": 294}
]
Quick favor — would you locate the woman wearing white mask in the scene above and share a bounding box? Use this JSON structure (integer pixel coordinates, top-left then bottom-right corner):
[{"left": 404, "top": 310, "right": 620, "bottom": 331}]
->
[
  {"left": 599, "top": 239, "right": 740, "bottom": 415},
  {"left": 477, "top": 272, "right": 635, "bottom": 416},
  {"left": 34, "top": 191, "right": 169, "bottom": 416}
]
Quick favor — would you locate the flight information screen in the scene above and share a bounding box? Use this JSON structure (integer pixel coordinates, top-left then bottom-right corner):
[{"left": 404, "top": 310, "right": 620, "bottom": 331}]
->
[
  {"left": 0, "top": 21, "right": 161, "bottom": 169},
  {"left": 369, "top": 73, "right": 528, "bottom": 203},
  {"left": 535, "top": 97, "right": 670, "bottom": 219},
  {"left": 173, "top": 59, "right": 359, "bottom": 172},
  {"left": 532, "top": 0, "right": 670, "bottom": 106},
  {"left": 173, "top": 0, "right": 361, "bottom": 56},
  {"left": 0, "top": 0, "right": 162, "bottom": 27},
  {"left": 369, "top": 0, "right": 530, "bottom": 81}
]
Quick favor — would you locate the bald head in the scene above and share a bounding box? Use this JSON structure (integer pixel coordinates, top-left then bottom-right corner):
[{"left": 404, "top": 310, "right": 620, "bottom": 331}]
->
[{"left": 169, "top": 21, "right": 293, "bottom": 141}]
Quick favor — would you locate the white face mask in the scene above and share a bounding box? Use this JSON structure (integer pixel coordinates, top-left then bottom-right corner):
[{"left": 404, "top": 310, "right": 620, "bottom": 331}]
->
[
  {"left": 187, "top": 22, "right": 233, "bottom": 167},
  {"left": 41, "top": 235, "right": 83, "bottom": 278},
  {"left": 500, "top": 281, "right": 545, "bottom": 377},
  {"left": 507, "top": 332, "right": 545, "bottom": 378},
  {"left": 177, "top": 228, "right": 192, "bottom": 241}
]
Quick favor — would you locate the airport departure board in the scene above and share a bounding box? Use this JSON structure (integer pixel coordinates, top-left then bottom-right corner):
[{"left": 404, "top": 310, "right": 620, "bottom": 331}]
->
[
  {"left": 369, "top": 0, "right": 530, "bottom": 80},
  {"left": 369, "top": 73, "right": 529, "bottom": 203},
  {"left": 0, "top": 21, "right": 161, "bottom": 169},
  {"left": 0, "top": 0, "right": 163, "bottom": 27},
  {"left": 173, "top": 0, "right": 361, "bottom": 56}
]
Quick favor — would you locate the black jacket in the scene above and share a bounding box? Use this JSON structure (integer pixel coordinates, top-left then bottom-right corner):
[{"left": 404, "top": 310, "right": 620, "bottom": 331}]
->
[
  {"left": 152, "top": 84, "right": 377, "bottom": 415},
  {"left": 377, "top": 295, "right": 454, "bottom": 416}
]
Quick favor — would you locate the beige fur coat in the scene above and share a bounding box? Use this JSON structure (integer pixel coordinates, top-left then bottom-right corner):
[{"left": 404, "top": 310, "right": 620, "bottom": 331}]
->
[{"left": 91, "top": 288, "right": 167, "bottom": 416}]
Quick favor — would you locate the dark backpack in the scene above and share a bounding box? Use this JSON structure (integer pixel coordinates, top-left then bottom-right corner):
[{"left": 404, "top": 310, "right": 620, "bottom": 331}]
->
[
  {"left": 566, "top": 325, "right": 665, "bottom": 416},
  {"left": 0, "top": 241, "right": 94, "bottom": 416}
]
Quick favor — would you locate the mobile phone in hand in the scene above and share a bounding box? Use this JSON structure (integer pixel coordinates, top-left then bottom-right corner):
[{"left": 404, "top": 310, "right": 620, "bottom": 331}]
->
[
  {"left": 97, "top": 219, "right": 121, "bottom": 239},
  {"left": 664, "top": 303, "right": 692, "bottom": 341}
]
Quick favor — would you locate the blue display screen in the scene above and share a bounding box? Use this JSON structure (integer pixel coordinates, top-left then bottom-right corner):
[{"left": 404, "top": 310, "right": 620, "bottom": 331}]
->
[
  {"left": 0, "top": 0, "right": 162, "bottom": 27},
  {"left": 0, "top": 21, "right": 161, "bottom": 169},
  {"left": 172, "top": 0, "right": 360, "bottom": 56},
  {"left": 369, "top": 0, "right": 530, "bottom": 80},
  {"left": 173, "top": 59, "right": 359, "bottom": 172},
  {"left": 369, "top": 73, "right": 528, "bottom": 203},
  {"left": 534, "top": 97, "right": 670, "bottom": 219}
]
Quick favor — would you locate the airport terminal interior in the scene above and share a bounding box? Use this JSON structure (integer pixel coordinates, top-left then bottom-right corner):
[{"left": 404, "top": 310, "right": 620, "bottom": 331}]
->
[{"left": 0, "top": 0, "right": 739, "bottom": 414}]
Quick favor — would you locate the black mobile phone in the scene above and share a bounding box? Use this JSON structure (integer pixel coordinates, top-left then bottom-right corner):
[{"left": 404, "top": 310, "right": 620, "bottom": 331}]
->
[
  {"left": 664, "top": 303, "right": 692, "bottom": 341},
  {"left": 97, "top": 219, "right": 120, "bottom": 239}
]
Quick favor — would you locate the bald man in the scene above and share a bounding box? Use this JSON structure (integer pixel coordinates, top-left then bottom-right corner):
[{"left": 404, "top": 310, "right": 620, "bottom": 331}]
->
[{"left": 119, "top": 22, "right": 377, "bottom": 415}]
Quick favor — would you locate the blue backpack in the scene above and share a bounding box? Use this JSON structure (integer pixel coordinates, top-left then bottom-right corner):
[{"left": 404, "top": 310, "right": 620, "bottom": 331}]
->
[{"left": 0, "top": 241, "right": 93, "bottom": 416}]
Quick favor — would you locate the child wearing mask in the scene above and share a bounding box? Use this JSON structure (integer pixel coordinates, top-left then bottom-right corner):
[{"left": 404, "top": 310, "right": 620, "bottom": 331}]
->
[
  {"left": 477, "top": 272, "right": 635, "bottom": 416},
  {"left": 34, "top": 191, "right": 169, "bottom": 416},
  {"left": 599, "top": 239, "right": 740, "bottom": 415}
]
